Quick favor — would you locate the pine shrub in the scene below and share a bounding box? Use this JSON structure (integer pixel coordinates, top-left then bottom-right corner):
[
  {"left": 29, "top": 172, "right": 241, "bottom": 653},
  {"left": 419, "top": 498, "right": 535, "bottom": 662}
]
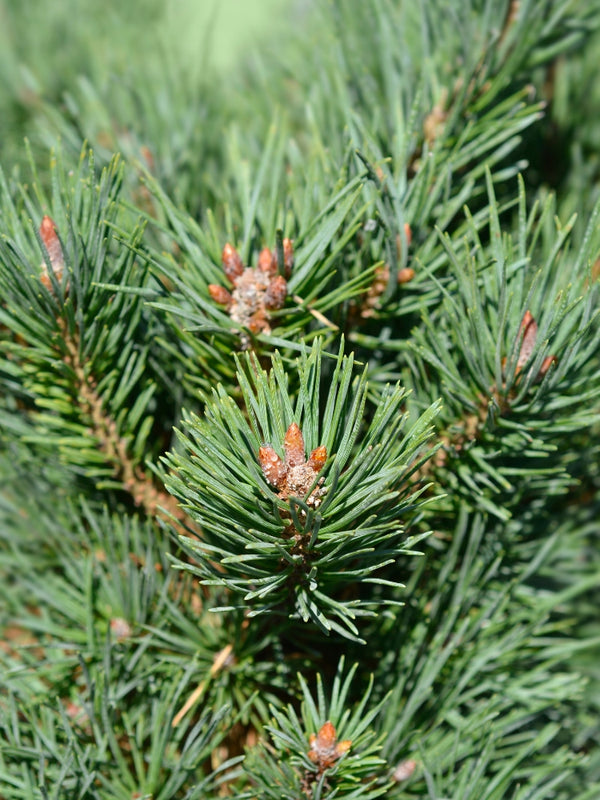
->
[{"left": 1, "top": 1, "right": 600, "bottom": 798}]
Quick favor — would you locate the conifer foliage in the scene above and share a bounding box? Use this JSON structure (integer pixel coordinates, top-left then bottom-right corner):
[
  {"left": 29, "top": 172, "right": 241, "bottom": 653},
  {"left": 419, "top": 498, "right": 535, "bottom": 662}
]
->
[{"left": 1, "top": 1, "right": 600, "bottom": 798}]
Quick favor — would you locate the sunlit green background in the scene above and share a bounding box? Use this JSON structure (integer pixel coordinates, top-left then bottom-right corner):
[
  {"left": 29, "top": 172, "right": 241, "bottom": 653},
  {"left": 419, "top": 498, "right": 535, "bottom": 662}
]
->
[{"left": 0, "top": 0, "right": 300, "bottom": 169}]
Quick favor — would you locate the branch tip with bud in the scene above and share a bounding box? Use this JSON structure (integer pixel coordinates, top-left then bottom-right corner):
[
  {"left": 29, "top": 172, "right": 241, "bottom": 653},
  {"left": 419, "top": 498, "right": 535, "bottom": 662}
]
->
[
  {"left": 210, "top": 240, "right": 292, "bottom": 345},
  {"left": 259, "top": 422, "right": 327, "bottom": 508}
]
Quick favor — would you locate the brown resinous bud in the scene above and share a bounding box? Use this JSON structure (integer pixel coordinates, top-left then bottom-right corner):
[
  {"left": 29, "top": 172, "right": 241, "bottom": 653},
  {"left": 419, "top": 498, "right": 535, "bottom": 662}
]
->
[
  {"left": 221, "top": 242, "right": 244, "bottom": 284},
  {"left": 308, "top": 721, "right": 351, "bottom": 771},
  {"left": 39, "top": 216, "right": 65, "bottom": 290},
  {"left": 504, "top": 310, "right": 557, "bottom": 383}
]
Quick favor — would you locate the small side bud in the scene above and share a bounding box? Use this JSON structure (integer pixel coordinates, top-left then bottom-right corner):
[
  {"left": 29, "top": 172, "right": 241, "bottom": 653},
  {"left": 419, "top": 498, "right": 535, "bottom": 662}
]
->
[
  {"left": 503, "top": 310, "right": 558, "bottom": 385},
  {"left": 39, "top": 215, "right": 65, "bottom": 290},
  {"left": 208, "top": 284, "right": 233, "bottom": 306},
  {"left": 258, "top": 445, "right": 287, "bottom": 488},
  {"left": 222, "top": 243, "right": 244, "bottom": 284},
  {"left": 307, "top": 445, "right": 327, "bottom": 472},
  {"left": 263, "top": 274, "right": 287, "bottom": 310},
  {"left": 397, "top": 267, "right": 415, "bottom": 284},
  {"left": 516, "top": 310, "right": 537, "bottom": 372},
  {"left": 539, "top": 354, "right": 558, "bottom": 378}
]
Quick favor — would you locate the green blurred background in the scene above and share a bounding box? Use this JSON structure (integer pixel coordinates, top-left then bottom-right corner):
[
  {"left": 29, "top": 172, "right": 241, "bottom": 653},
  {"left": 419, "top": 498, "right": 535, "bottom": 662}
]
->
[{"left": 0, "top": 0, "right": 299, "bottom": 171}]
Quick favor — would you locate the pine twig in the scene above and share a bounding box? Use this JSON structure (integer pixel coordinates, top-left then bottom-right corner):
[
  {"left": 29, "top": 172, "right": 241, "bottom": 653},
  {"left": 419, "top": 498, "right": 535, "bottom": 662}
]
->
[{"left": 58, "top": 318, "right": 191, "bottom": 532}]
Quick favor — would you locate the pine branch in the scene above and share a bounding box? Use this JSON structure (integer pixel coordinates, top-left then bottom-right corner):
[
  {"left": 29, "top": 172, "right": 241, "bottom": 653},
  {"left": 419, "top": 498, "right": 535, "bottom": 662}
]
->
[
  {"left": 394, "top": 173, "right": 600, "bottom": 519},
  {"left": 141, "top": 157, "right": 378, "bottom": 397},
  {"left": 56, "top": 317, "right": 183, "bottom": 527},
  {"left": 0, "top": 149, "right": 193, "bottom": 531},
  {"left": 1, "top": 1, "right": 600, "bottom": 798},
  {"left": 245, "top": 660, "right": 389, "bottom": 799},
  {"left": 164, "top": 339, "right": 440, "bottom": 641}
]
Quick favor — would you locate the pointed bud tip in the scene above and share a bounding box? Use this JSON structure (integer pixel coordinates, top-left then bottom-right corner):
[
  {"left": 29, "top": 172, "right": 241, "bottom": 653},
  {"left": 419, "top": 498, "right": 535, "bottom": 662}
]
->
[
  {"left": 258, "top": 246, "right": 276, "bottom": 274},
  {"left": 318, "top": 720, "right": 336, "bottom": 743},
  {"left": 40, "top": 215, "right": 57, "bottom": 234},
  {"left": 308, "top": 445, "right": 327, "bottom": 471},
  {"left": 222, "top": 243, "right": 244, "bottom": 282},
  {"left": 208, "top": 284, "right": 233, "bottom": 305},
  {"left": 39, "top": 214, "right": 65, "bottom": 285}
]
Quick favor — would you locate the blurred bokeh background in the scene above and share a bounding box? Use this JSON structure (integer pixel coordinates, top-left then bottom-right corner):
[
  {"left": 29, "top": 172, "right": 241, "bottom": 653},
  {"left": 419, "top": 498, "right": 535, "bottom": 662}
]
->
[{"left": 0, "top": 0, "right": 304, "bottom": 175}]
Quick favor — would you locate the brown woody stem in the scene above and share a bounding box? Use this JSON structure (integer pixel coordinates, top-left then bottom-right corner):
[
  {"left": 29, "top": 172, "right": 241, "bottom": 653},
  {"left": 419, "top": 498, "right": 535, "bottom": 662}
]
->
[{"left": 58, "top": 319, "right": 190, "bottom": 531}]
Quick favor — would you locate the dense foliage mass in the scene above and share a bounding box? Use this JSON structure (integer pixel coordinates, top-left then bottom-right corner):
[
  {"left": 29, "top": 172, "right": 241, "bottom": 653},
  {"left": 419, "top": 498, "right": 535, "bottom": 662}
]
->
[{"left": 1, "top": 1, "right": 599, "bottom": 797}]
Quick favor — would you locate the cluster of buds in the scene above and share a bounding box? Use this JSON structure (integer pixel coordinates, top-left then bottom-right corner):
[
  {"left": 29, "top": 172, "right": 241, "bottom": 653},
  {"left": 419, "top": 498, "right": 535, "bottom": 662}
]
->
[
  {"left": 39, "top": 215, "right": 65, "bottom": 291},
  {"left": 504, "top": 310, "right": 557, "bottom": 383},
  {"left": 258, "top": 422, "right": 327, "bottom": 508},
  {"left": 308, "top": 721, "right": 351, "bottom": 772},
  {"left": 357, "top": 223, "right": 414, "bottom": 319},
  {"left": 208, "top": 239, "right": 293, "bottom": 346}
]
